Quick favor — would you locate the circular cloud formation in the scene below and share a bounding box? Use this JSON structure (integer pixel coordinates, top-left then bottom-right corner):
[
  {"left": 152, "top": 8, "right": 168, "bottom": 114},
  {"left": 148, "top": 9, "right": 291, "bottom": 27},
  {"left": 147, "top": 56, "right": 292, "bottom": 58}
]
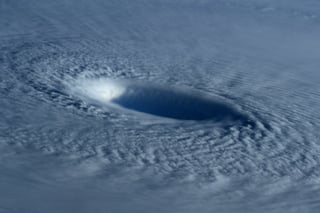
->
[{"left": 71, "top": 78, "right": 253, "bottom": 124}]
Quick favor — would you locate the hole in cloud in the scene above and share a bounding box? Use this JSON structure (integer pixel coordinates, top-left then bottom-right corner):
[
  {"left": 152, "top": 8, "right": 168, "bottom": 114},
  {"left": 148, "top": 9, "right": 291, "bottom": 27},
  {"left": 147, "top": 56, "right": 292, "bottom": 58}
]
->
[{"left": 72, "top": 78, "right": 251, "bottom": 123}]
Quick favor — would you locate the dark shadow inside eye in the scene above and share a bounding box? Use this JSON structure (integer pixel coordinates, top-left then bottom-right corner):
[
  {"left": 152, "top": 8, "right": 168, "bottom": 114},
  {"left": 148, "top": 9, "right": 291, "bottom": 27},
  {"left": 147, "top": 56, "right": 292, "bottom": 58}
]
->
[{"left": 111, "top": 84, "right": 250, "bottom": 123}]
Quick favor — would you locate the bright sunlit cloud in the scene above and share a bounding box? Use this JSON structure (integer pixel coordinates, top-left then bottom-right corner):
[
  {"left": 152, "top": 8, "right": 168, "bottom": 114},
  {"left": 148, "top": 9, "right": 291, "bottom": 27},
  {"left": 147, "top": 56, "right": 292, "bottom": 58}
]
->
[{"left": 70, "top": 78, "right": 126, "bottom": 103}]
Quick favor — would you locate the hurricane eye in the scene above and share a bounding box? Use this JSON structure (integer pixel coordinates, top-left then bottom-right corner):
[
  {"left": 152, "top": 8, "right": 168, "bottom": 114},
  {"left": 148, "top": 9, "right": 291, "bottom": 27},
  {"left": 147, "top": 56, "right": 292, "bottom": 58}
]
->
[{"left": 70, "top": 78, "right": 251, "bottom": 124}]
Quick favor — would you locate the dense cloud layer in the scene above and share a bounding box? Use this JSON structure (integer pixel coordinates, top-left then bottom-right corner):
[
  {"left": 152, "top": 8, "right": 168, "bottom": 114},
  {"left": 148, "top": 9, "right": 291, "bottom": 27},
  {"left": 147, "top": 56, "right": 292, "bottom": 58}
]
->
[{"left": 1, "top": 0, "right": 320, "bottom": 212}]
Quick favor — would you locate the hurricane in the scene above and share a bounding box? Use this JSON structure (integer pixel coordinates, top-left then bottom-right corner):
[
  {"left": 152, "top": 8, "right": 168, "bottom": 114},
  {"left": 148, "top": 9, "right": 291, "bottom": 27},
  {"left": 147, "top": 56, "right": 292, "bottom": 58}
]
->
[{"left": 1, "top": 0, "right": 320, "bottom": 213}]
